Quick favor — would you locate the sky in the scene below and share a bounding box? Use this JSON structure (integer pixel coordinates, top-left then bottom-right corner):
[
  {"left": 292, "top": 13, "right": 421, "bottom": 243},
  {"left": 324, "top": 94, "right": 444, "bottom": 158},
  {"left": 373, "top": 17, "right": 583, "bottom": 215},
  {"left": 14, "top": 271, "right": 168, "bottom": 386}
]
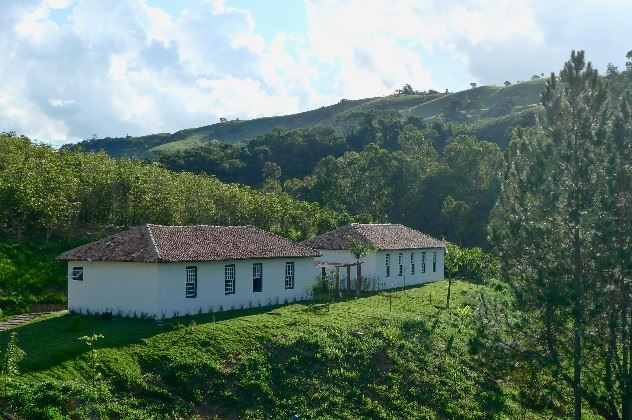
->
[{"left": 1, "top": 0, "right": 631, "bottom": 146}]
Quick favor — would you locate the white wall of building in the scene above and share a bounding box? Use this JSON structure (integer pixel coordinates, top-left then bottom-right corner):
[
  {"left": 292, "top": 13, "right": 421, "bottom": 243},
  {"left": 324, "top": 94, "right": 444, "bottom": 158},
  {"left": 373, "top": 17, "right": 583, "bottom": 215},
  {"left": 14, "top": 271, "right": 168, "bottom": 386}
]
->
[
  {"left": 67, "top": 257, "right": 315, "bottom": 319},
  {"left": 155, "top": 257, "right": 314, "bottom": 318},
  {"left": 314, "top": 248, "right": 444, "bottom": 291},
  {"left": 67, "top": 261, "right": 159, "bottom": 316}
]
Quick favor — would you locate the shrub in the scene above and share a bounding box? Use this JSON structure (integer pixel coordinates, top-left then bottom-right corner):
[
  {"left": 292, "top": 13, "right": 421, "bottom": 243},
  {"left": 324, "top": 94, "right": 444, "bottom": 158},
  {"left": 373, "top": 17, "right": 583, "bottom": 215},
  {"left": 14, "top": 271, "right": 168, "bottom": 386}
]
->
[
  {"left": 445, "top": 242, "right": 499, "bottom": 283},
  {"left": 9, "top": 381, "right": 73, "bottom": 419}
]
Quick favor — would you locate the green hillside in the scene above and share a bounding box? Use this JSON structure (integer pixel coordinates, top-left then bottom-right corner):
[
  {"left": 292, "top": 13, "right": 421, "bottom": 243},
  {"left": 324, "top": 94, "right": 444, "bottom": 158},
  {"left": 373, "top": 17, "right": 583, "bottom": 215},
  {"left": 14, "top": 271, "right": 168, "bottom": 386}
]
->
[
  {"left": 405, "top": 80, "right": 546, "bottom": 120},
  {"left": 62, "top": 92, "right": 451, "bottom": 159},
  {"left": 66, "top": 97, "right": 384, "bottom": 159},
  {"left": 65, "top": 81, "right": 547, "bottom": 160},
  {"left": 0, "top": 281, "right": 552, "bottom": 419}
]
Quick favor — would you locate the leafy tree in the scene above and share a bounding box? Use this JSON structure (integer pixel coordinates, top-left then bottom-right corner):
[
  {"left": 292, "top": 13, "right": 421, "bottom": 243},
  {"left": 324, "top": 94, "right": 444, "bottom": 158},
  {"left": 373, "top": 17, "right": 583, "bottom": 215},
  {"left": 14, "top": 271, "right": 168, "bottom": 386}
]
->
[
  {"left": 444, "top": 242, "right": 498, "bottom": 283},
  {"left": 262, "top": 162, "right": 282, "bottom": 193},
  {"left": 399, "top": 83, "right": 414, "bottom": 95},
  {"left": 349, "top": 237, "right": 378, "bottom": 296},
  {"left": 0, "top": 133, "right": 352, "bottom": 243}
]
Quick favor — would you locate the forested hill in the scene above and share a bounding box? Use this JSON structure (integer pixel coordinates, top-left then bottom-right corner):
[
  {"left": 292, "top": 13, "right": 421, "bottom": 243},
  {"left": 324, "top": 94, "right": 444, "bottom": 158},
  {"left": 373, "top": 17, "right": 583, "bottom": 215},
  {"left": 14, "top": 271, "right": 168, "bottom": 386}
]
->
[
  {"left": 58, "top": 70, "right": 632, "bottom": 250},
  {"left": 64, "top": 80, "right": 547, "bottom": 159},
  {"left": 64, "top": 94, "right": 437, "bottom": 159}
]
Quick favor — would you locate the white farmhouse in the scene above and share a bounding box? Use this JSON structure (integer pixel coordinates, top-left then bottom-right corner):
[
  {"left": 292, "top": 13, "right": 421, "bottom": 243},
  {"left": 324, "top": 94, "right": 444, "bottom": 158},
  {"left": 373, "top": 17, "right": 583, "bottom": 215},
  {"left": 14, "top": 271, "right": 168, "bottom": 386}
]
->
[
  {"left": 58, "top": 224, "right": 320, "bottom": 318},
  {"left": 302, "top": 223, "right": 445, "bottom": 291}
]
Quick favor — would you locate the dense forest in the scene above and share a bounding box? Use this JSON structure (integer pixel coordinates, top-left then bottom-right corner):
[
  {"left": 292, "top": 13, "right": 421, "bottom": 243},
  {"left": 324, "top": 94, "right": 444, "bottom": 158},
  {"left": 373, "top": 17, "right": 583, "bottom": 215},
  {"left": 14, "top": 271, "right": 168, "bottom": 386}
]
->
[
  {"left": 0, "top": 134, "right": 352, "bottom": 243},
  {"left": 150, "top": 55, "right": 631, "bottom": 253},
  {"left": 157, "top": 114, "right": 503, "bottom": 248}
]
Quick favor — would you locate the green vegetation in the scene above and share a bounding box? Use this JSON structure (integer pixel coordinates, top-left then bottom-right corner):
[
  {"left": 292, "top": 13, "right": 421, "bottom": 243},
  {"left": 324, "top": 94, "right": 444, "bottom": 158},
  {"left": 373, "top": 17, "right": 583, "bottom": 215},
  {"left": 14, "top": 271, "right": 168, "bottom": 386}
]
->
[
  {"left": 158, "top": 114, "right": 501, "bottom": 248},
  {"left": 0, "top": 50, "right": 630, "bottom": 418},
  {"left": 444, "top": 242, "right": 499, "bottom": 283},
  {"left": 0, "top": 133, "right": 351, "bottom": 244},
  {"left": 0, "top": 241, "right": 75, "bottom": 315},
  {"left": 487, "top": 51, "right": 631, "bottom": 419},
  {"left": 405, "top": 80, "right": 546, "bottom": 122},
  {"left": 66, "top": 97, "right": 382, "bottom": 159},
  {"left": 0, "top": 281, "right": 547, "bottom": 419},
  {"left": 0, "top": 133, "right": 352, "bottom": 314},
  {"left": 67, "top": 81, "right": 543, "bottom": 161}
]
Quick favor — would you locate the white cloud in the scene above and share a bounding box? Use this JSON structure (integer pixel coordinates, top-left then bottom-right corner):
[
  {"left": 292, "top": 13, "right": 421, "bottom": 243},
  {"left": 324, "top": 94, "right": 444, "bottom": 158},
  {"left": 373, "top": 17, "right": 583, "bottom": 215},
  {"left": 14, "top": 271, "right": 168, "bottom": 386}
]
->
[
  {"left": 0, "top": 0, "right": 631, "bottom": 145},
  {"left": 0, "top": 0, "right": 312, "bottom": 145}
]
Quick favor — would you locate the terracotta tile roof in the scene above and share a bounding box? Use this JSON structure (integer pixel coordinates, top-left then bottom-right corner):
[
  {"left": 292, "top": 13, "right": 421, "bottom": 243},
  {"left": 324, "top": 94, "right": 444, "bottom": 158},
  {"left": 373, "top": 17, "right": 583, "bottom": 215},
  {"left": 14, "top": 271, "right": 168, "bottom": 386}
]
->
[
  {"left": 58, "top": 224, "right": 320, "bottom": 262},
  {"left": 301, "top": 223, "right": 444, "bottom": 251}
]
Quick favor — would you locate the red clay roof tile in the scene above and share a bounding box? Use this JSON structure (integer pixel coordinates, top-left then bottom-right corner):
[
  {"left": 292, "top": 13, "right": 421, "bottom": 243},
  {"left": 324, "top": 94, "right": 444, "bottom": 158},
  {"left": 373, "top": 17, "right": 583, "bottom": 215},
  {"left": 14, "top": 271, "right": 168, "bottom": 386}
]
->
[
  {"left": 58, "top": 224, "right": 320, "bottom": 262},
  {"left": 301, "top": 223, "right": 444, "bottom": 250}
]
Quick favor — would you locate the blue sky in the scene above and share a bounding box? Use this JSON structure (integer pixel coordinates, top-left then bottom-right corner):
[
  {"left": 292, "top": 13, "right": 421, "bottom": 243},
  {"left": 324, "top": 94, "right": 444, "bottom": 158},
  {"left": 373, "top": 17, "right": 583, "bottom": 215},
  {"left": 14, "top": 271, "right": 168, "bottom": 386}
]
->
[
  {"left": 1, "top": 0, "right": 631, "bottom": 145},
  {"left": 148, "top": 0, "right": 308, "bottom": 40}
]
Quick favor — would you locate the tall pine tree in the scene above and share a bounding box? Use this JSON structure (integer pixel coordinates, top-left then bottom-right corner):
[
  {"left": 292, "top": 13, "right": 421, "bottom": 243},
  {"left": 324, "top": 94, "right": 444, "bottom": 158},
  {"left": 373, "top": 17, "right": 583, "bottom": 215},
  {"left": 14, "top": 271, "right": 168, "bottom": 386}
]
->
[{"left": 490, "top": 51, "right": 631, "bottom": 418}]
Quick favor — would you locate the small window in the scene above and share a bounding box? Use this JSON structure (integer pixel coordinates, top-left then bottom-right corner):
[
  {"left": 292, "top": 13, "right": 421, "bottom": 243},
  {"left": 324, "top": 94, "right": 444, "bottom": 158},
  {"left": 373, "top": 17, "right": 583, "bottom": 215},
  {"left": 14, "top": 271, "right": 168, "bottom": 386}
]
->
[
  {"left": 433, "top": 252, "right": 437, "bottom": 272},
  {"left": 186, "top": 266, "right": 197, "bottom": 298},
  {"left": 285, "top": 262, "right": 294, "bottom": 289},
  {"left": 225, "top": 264, "right": 235, "bottom": 295},
  {"left": 398, "top": 253, "right": 403, "bottom": 276},
  {"left": 421, "top": 252, "right": 426, "bottom": 273},
  {"left": 385, "top": 254, "right": 390, "bottom": 277},
  {"left": 71, "top": 267, "right": 83, "bottom": 281},
  {"left": 253, "top": 263, "right": 262, "bottom": 293},
  {"left": 321, "top": 266, "right": 327, "bottom": 280},
  {"left": 410, "top": 253, "right": 415, "bottom": 275}
]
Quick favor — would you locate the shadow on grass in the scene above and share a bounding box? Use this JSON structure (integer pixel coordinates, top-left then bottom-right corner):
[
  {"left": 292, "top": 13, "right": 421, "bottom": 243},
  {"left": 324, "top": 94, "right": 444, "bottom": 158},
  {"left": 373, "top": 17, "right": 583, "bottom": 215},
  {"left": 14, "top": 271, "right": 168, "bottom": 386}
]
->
[
  {"left": 0, "top": 303, "right": 312, "bottom": 374},
  {"left": 0, "top": 280, "right": 453, "bottom": 375}
]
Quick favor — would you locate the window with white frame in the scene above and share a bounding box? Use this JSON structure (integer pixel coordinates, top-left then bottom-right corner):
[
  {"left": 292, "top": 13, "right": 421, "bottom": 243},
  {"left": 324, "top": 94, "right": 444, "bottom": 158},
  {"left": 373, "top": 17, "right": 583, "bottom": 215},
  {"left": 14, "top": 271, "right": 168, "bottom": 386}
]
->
[
  {"left": 225, "top": 264, "right": 235, "bottom": 294},
  {"left": 252, "top": 263, "right": 262, "bottom": 293},
  {"left": 398, "top": 253, "right": 403, "bottom": 276},
  {"left": 385, "top": 254, "right": 390, "bottom": 277},
  {"left": 421, "top": 252, "right": 426, "bottom": 273},
  {"left": 410, "top": 253, "right": 415, "bottom": 275},
  {"left": 71, "top": 267, "right": 84, "bottom": 281},
  {"left": 186, "top": 266, "right": 197, "bottom": 298},
  {"left": 433, "top": 252, "right": 437, "bottom": 272},
  {"left": 285, "top": 262, "right": 294, "bottom": 289}
]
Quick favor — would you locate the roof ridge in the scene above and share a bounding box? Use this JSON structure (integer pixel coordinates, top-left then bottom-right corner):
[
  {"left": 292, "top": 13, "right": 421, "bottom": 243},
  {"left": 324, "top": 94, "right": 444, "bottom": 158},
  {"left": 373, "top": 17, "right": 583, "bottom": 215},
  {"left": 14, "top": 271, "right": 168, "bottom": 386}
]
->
[
  {"left": 147, "top": 224, "right": 255, "bottom": 229},
  {"left": 145, "top": 224, "right": 161, "bottom": 261},
  {"left": 347, "top": 226, "right": 373, "bottom": 245},
  {"left": 249, "top": 226, "right": 317, "bottom": 251},
  {"left": 351, "top": 223, "right": 398, "bottom": 227}
]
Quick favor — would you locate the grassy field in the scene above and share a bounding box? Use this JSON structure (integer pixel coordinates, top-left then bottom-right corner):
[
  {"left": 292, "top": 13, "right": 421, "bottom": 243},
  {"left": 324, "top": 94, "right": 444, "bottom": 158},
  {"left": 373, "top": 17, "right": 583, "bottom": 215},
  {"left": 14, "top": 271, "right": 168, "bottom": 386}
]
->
[{"left": 0, "top": 280, "right": 542, "bottom": 419}]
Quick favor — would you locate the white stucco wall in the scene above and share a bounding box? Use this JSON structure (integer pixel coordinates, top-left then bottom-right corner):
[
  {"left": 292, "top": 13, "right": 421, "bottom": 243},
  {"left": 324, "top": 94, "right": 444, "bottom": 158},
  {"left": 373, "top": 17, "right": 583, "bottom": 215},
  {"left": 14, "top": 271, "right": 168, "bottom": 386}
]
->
[
  {"left": 67, "top": 257, "right": 315, "bottom": 319},
  {"left": 314, "top": 248, "right": 444, "bottom": 291},
  {"left": 67, "top": 261, "right": 159, "bottom": 316},
  {"left": 155, "top": 257, "right": 315, "bottom": 318}
]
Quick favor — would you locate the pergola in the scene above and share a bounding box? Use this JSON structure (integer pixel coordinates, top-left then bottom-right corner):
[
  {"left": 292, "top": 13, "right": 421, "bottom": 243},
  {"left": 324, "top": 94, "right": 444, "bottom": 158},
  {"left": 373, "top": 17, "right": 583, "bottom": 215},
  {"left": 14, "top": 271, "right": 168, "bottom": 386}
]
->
[{"left": 316, "top": 261, "right": 363, "bottom": 293}]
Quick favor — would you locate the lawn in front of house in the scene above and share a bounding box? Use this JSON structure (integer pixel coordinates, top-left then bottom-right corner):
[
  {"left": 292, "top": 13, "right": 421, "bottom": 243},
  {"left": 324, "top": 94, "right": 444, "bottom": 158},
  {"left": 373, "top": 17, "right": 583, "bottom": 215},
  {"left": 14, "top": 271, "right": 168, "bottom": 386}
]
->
[{"left": 1, "top": 280, "right": 516, "bottom": 419}]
